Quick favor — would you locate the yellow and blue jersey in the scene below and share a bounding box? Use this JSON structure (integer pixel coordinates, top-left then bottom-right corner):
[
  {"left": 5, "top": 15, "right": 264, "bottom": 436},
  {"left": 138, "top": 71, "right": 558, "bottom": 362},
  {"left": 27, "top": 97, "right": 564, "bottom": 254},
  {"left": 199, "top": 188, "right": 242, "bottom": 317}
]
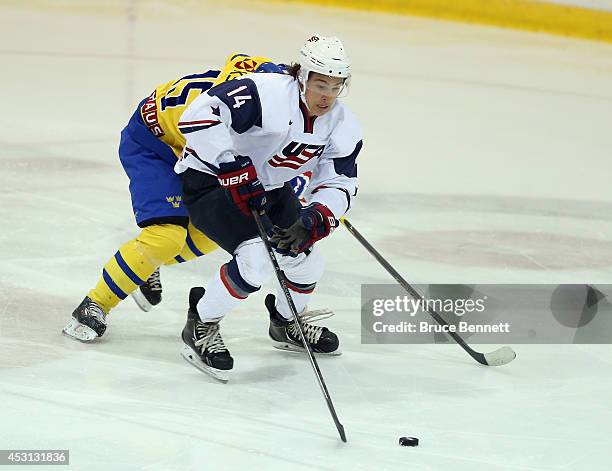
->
[
  {"left": 139, "top": 54, "right": 273, "bottom": 158},
  {"left": 91, "top": 54, "right": 276, "bottom": 314},
  {"left": 119, "top": 53, "right": 274, "bottom": 227}
]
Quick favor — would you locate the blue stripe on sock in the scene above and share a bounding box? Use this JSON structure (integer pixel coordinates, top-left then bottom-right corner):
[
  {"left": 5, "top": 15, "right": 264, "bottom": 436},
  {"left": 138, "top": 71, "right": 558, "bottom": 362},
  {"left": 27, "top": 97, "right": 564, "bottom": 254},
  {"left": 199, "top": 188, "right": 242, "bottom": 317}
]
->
[
  {"left": 185, "top": 233, "right": 204, "bottom": 257},
  {"left": 175, "top": 255, "right": 186, "bottom": 263},
  {"left": 285, "top": 279, "right": 316, "bottom": 290},
  {"left": 226, "top": 258, "right": 259, "bottom": 294},
  {"left": 103, "top": 269, "right": 128, "bottom": 299},
  {"left": 114, "top": 251, "right": 145, "bottom": 286}
]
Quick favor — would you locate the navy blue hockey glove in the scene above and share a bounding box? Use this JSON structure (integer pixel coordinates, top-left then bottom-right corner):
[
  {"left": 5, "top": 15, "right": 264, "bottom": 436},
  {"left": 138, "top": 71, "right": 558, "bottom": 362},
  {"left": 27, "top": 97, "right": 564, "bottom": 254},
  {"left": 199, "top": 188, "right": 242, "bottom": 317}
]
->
[
  {"left": 217, "top": 156, "right": 268, "bottom": 217},
  {"left": 270, "top": 203, "right": 338, "bottom": 255},
  {"left": 255, "top": 62, "right": 288, "bottom": 74}
]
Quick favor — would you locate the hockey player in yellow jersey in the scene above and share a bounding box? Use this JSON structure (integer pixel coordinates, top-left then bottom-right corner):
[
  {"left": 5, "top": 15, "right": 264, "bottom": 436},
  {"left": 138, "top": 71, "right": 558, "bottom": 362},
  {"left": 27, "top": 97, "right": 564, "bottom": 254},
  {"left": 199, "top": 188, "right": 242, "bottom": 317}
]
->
[
  {"left": 63, "top": 54, "right": 280, "bottom": 342},
  {"left": 142, "top": 54, "right": 272, "bottom": 158}
]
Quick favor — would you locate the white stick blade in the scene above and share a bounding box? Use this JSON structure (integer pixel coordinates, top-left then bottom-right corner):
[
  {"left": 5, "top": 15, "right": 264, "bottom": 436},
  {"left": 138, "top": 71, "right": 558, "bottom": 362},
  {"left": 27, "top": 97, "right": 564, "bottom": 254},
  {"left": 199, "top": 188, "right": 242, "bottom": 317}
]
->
[{"left": 484, "top": 346, "right": 516, "bottom": 366}]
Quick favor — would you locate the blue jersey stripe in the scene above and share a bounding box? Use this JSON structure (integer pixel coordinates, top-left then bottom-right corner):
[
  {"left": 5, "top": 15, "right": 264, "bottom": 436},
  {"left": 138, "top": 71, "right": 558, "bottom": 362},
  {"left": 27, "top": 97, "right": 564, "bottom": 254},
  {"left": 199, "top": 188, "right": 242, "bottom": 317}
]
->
[
  {"left": 171, "top": 70, "right": 220, "bottom": 86},
  {"left": 333, "top": 140, "right": 362, "bottom": 178},
  {"left": 178, "top": 122, "right": 221, "bottom": 134},
  {"left": 175, "top": 255, "right": 186, "bottom": 263}
]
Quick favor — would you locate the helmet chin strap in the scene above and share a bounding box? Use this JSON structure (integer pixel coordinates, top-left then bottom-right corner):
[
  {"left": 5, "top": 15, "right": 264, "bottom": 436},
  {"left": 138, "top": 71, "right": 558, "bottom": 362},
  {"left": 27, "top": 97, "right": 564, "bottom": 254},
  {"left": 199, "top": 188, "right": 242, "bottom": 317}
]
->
[
  {"left": 297, "top": 69, "right": 314, "bottom": 114},
  {"left": 298, "top": 76, "right": 311, "bottom": 113}
]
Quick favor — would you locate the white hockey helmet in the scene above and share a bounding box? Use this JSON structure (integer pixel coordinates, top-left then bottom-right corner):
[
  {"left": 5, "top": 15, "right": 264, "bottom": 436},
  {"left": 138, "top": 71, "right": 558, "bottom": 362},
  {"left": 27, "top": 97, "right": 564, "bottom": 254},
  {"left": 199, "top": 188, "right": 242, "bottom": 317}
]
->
[{"left": 298, "top": 34, "right": 351, "bottom": 99}]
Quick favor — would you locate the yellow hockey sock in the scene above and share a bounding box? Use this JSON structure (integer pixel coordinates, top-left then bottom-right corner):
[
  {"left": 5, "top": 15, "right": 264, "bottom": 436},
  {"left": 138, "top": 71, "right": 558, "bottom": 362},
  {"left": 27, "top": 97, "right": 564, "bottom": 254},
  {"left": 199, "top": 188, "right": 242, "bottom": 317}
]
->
[
  {"left": 165, "top": 222, "right": 218, "bottom": 265},
  {"left": 88, "top": 224, "right": 188, "bottom": 313}
]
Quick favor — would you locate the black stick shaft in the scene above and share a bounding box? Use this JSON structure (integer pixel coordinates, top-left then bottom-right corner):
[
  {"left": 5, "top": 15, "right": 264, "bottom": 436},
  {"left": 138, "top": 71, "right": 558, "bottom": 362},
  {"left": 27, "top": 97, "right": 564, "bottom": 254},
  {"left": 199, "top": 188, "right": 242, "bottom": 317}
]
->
[
  {"left": 252, "top": 209, "right": 347, "bottom": 442},
  {"left": 341, "top": 217, "right": 495, "bottom": 366}
]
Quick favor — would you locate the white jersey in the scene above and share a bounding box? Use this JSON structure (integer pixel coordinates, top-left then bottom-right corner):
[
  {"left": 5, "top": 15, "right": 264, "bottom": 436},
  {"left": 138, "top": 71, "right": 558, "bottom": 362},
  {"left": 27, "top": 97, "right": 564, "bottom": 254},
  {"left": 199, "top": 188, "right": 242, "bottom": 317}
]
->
[{"left": 174, "top": 73, "right": 363, "bottom": 218}]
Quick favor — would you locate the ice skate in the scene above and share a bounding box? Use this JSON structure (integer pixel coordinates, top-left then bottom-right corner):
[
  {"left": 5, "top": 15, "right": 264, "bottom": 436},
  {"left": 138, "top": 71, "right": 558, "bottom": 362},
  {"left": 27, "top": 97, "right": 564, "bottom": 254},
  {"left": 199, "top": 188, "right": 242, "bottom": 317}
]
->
[
  {"left": 131, "top": 268, "right": 162, "bottom": 312},
  {"left": 62, "top": 296, "right": 107, "bottom": 342},
  {"left": 266, "top": 294, "right": 341, "bottom": 355},
  {"left": 181, "top": 287, "right": 233, "bottom": 382}
]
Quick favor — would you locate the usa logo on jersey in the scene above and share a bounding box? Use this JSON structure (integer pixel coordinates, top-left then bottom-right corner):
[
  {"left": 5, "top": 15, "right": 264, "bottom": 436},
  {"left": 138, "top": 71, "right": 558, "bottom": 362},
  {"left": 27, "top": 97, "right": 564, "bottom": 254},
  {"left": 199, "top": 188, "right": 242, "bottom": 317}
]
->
[{"left": 268, "top": 142, "right": 325, "bottom": 170}]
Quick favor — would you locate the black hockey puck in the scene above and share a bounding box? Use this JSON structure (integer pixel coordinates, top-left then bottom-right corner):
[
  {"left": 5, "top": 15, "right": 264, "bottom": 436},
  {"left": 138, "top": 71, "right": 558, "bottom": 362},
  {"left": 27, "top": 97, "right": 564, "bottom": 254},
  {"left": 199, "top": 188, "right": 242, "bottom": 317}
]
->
[{"left": 399, "top": 436, "right": 419, "bottom": 447}]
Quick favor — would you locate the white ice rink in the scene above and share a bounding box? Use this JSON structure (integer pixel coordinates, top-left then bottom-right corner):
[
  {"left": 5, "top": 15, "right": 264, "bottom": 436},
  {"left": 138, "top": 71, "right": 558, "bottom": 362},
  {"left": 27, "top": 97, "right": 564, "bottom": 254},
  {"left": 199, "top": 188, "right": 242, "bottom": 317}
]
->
[{"left": 1, "top": 1, "right": 612, "bottom": 469}]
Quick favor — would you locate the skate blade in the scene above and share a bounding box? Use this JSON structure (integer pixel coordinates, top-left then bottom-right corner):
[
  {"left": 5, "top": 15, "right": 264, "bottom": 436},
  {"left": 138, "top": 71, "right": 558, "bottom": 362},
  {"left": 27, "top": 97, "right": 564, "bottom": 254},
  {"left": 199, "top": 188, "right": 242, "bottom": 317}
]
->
[
  {"left": 180, "top": 345, "right": 230, "bottom": 383},
  {"left": 271, "top": 340, "right": 342, "bottom": 356},
  {"left": 131, "top": 289, "right": 153, "bottom": 312},
  {"left": 62, "top": 318, "right": 98, "bottom": 342}
]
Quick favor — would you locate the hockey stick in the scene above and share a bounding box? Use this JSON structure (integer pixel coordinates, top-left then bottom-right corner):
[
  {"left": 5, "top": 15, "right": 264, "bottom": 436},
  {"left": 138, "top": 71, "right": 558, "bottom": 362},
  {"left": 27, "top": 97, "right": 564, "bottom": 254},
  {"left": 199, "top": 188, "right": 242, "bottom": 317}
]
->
[
  {"left": 341, "top": 217, "right": 516, "bottom": 367},
  {"left": 252, "top": 209, "right": 347, "bottom": 443}
]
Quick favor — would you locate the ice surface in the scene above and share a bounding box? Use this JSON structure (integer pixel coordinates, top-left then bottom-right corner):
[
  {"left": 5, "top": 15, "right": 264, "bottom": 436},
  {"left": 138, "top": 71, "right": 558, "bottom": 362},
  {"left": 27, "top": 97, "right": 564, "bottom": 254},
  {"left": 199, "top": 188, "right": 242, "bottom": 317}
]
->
[{"left": 1, "top": 1, "right": 611, "bottom": 470}]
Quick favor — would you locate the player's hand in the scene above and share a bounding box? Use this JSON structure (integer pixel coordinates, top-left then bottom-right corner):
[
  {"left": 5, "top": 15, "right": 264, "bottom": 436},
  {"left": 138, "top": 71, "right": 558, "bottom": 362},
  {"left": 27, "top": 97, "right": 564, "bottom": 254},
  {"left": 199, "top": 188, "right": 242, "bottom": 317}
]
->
[
  {"left": 217, "top": 156, "right": 268, "bottom": 217},
  {"left": 255, "top": 62, "right": 288, "bottom": 74},
  {"left": 270, "top": 203, "right": 338, "bottom": 255}
]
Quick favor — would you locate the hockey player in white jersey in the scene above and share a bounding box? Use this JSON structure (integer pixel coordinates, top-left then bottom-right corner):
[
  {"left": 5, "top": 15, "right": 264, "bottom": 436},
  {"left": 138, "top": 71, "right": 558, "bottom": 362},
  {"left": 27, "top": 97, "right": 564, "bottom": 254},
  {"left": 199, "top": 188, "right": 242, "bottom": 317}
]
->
[{"left": 176, "top": 34, "right": 363, "bottom": 380}]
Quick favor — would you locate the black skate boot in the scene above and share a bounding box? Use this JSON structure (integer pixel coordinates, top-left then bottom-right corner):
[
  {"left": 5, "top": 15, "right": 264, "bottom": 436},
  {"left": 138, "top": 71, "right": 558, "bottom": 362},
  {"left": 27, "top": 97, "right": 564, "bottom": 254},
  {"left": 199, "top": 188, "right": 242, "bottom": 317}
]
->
[
  {"left": 180, "top": 287, "right": 233, "bottom": 382},
  {"left": 62, "top": 296, "right": 107, "bottom": 342},
  {"left": 131, "top": 268, "right": 162, "bottom": 312},
  {"left": 266, "top": 294, "right": 341, "bottom": 355}
]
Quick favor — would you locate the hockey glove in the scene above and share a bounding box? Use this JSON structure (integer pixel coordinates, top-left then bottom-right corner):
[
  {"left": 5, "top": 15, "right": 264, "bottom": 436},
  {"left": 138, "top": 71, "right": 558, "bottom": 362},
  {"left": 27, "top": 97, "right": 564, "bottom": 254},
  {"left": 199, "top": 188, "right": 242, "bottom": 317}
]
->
[
  {"left": 255, "top": 62, "right": 288, "bottom": 74},
  {"left": 270, "top": 203, "right": 338, "bottom": 255},
  {"left": 217, "top": 156, "right": 268, "bottom": 217}
]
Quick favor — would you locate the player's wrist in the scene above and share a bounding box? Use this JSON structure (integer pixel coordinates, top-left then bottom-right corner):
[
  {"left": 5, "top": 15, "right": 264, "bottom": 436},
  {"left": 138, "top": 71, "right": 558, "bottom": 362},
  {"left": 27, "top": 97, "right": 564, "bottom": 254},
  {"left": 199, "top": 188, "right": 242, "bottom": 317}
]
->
[
  {"left": 217, "top": 155, "right": 258, "bottom": 187},
  {"left": 302, "top": 203, "right": 337, "bottom": 236}
]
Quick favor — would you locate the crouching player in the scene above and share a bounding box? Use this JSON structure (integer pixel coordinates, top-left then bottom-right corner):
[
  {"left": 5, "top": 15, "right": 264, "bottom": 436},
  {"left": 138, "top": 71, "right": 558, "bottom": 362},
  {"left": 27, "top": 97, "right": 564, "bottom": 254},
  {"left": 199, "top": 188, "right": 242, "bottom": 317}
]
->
[{"left": 63, "top": 54, "right": 280, "bottom": 342}]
